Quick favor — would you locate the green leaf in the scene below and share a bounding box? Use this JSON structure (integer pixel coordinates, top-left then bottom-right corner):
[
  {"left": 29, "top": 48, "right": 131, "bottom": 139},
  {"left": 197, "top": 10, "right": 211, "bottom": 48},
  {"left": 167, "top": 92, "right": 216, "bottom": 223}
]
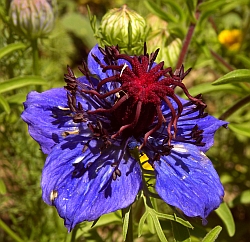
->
[
  {"left": 182, "top": 82, "right": 245, "bottom": 97},
  {"left": 199, "top": 0, "right": 227, "bottom": 12},
  {"left": 154, "top": 211, "right": 193, "bottom": 229},
  {"left": 0, "top": 76, "right": 48, "bottom": 94},
  {"left": 212, "top": 69, "right": 250, "bottom": 85},
  {"left": 0, "top": 94, "right": 10, "bottom": 114},
  {"left": 161, "top": 0, "right": 185, "bottom": 21},
  {"left": 150, "top": 213, "right": 168, "bottom": 242},
  {"left": 202, "top": 226, "right": 222, "bottom": 242},
  {"left": 186, "top": 0, "right": 197, "bottom": 23},
  {"left": 138, "top": 211, "right": 148, "bottom": 237},
  {"left": 0, "top": 42, "right": 26, "bottom": 59},
  {"left": 171, "top": 221, "right": 191, "bottom": 242},
  {"left": 230, "top": 190, "right": 250, "bottom": 207},
  {"left": 215, "top": 203, "right": 235, "bottom": 237},
  {"left": 0, "top": 179, "right": 6, "bottom": 195},
  {"left": 144, "top": 0, "right": 178, "bottom": 23},
  {"left": 229, "top": 123, "right": 250, "bottom": 138},
  {"left": 146, "top": 213, "right": 156, "bottom": 234}
]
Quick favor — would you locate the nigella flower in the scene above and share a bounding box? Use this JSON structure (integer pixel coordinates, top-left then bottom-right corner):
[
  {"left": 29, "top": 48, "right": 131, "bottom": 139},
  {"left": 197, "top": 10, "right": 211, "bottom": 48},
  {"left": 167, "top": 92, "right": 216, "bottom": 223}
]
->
[{"left": 21, "top": 44, "right": 227, "bottom": 231}]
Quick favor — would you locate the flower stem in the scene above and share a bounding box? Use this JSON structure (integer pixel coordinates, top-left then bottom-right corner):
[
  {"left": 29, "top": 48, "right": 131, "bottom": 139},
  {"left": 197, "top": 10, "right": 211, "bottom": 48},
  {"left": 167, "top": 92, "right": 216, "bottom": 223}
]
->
[
  {"left": 175, "top": 0, "right": 203, "bottom": 70},
  {"left": 31, "top": 39, "right": 40, "bottom": 76},
  {"left": 125, "top": 207, "right": 134, "bottom": 242},
  {"left": 209, "top": 49, "right": 235, "bottom": 71},
  {"left": 0, "top": 219, "right": 24, "bottom": 242},
  {"left": 219, "top": 95, "right": 250, "bottom": 120}
]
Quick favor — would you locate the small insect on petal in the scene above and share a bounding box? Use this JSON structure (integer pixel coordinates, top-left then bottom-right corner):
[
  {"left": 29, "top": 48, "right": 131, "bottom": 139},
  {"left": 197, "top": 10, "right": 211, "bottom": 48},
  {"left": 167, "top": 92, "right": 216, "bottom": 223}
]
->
[{"left": 50, "top": 190, "right": 58, "bottom": 203}]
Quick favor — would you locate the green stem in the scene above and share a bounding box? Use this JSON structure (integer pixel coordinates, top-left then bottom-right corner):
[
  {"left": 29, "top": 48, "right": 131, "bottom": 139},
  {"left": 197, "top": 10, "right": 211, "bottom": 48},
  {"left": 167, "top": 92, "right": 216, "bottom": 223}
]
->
[
  {"left": 125, "top": 207, "right": 134, "bottom": 242},
  {"left": 70, "top": 226, "right": 77, "bottom": 242},
  {"left": 31, "top": 39, "right": 39, "bottom": 76},
  {"left": 219, "top": 95, "right": 250, "bottom": 120},
  {"left": 0, "top": 219, "right": 24, "bottom": 242},
  {"left": 209, "top": 49, "right": 235, "bottom": 71}
]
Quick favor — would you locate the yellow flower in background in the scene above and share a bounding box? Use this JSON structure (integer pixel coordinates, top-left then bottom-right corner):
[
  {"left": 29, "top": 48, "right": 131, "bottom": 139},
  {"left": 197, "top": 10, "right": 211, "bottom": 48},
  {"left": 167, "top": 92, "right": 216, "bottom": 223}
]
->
[{"left": 218, "top": 29, "right": 243, "bottom": 51}]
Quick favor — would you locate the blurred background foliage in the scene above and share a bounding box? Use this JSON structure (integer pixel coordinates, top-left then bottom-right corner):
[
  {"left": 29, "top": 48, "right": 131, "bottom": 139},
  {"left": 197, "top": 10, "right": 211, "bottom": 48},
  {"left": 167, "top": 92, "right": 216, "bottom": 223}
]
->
[{"left": 0, "top": 0, "right": 250, "bottom": 241}]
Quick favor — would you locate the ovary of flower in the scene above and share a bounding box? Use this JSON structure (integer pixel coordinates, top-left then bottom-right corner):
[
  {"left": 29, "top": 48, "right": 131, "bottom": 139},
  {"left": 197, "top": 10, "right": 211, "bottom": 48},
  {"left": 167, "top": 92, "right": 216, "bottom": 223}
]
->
[
  {"left": 140, "top": 152, "right": 154, "bottom": 171},
  {"left": 129, "top": 146, "right": 153, "bottom": 171}
]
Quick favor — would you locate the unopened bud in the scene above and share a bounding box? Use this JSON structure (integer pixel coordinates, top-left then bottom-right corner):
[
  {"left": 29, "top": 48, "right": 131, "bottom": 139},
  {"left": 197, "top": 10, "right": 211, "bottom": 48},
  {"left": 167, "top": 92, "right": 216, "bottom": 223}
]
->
[
  {"left": 99, "top": 5, "right": 147, "bottom": 54},
  {"left": 9, "top": 0, "right": 56, "bottom": 40}
]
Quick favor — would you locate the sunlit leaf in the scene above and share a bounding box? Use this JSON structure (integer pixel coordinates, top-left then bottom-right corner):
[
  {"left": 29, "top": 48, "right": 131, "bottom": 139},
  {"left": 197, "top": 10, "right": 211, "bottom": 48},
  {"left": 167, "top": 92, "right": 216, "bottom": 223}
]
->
[
  {"left": 155, "top": 211, "right": 193, "bottom": 228},
  {"left": 144, "top": 0, "right": 178, "bottom": 23},
  {"left": 229, "top": 123, "right": 250, "bottom": 138},
  {"left": 215, "top": 203, "right": 235, "bottom": 237},
  {"left": 198, "top": 0, "right": 248, "bottom": 12},
  {"left": 171, "top": 221, "right": 191, "bottom": 242},
  {"left": 161, "top": 0, "right": 185, "bottom": 21},
  {"left": 0, "top": 94, "right": 10, "bottom": 114},
  {"left": 146, "top": 213, "right": 156, "bottom": 234},
  {"left": 212, "top": 69, "right": 250, "bottom": 85},
  {"left": 202, "top": 226, "right": 222, "bottom": 242},
  {"left": 138, "top": 211, "right": 148, "bottom": 237},
  {"left": 0, "top": 42, "right": 26, "bottom": 59},
  {"left": 182, "top": 83, "right": 245, "bottom": 97},
  {"left": 150, "top": 213, "right": 168, "bottom": 242},
  {"left": 91, "top": 212, "right": 121, "bottom": 228},
  {"left": 0, "top": 76, "right": 48, "bottom": 94},
  {"left": 186, "top": 0, "right": 197, "bottom": 23}
]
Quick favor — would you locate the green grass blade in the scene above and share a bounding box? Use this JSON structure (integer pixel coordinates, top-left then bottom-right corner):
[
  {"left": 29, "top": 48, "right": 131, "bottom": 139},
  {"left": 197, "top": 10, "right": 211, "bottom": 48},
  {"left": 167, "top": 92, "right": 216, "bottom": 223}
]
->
[
  {"left": 202, "top": 226, "right": 222, "bottom": 242},
  {"left": 215, "top": 203, "right": 235, "bottom": 237},
  {"left": 0, "top": 94, "right": 10, "bottom": 114},
  {"left": 213, "top": 69, "right": 250, "bottom": 85},
  {"left": 0, "top": 76, "right": 47, "bottom": 94},
  {"left": 0, "top": 43, "right": 26, "bottom": 59}
]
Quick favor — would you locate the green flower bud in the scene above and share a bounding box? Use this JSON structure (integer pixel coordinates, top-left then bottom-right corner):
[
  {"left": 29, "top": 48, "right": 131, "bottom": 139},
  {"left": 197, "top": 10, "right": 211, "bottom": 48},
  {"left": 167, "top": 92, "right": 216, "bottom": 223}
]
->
[
  {"left": 9, "top": 0, "right": 56, "bottom": 40},
  {"left": 147, "top": 15, "right": 182, "bottom": 67},
  {"left": 99, "top": 5, "right": 147, "bottom": 54}
]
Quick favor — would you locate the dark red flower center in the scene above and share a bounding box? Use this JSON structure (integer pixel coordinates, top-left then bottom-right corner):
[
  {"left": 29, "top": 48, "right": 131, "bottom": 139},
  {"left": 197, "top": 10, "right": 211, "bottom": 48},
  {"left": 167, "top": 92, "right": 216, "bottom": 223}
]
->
[
  {"left": 65, "top": 44, "right": 206, "bottom": 149},
  {"left": 84, "top": 45, "right": 206, "bottom": 147}
]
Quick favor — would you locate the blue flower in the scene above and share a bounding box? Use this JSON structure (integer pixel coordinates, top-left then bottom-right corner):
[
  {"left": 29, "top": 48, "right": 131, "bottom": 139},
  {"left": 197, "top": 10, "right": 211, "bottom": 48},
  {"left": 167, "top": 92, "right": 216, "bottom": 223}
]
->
[{"left": 21, "top": 44, "right": 227, "bottom": 231}]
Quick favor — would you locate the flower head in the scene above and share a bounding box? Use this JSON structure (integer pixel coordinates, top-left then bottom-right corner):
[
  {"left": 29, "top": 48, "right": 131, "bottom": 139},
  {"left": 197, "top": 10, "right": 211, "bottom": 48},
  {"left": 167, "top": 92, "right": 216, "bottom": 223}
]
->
[
  {"left": 99, "top": 5, "right": 147, "bottom": 54},
  {"left": 22, "top": 44, "right": 227, "bottom": 231},
  {"left": 218, "top": 29, "right": 243, "bottom": 51},
  {"left": 9, "top": 0, "right": 55, "bottom": 40}
]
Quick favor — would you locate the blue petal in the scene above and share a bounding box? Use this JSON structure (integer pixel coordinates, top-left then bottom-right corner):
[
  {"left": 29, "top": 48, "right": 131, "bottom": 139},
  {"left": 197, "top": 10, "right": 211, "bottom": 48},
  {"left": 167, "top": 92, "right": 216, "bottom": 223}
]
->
[
  {"left": 160, "top": 96, "right": 227, "bottom": 152},
  {"left": 154, "top": 142, "right": 224, "bottom": 219},
  {"left": 41, "top": 138, "right": 142, "bottom": 231},
  {"left": 87, "top": 44, "right": 131, "bottom": 93},
  {"left": 178, "top": 114, "right": 227, "bottom": 152},
  {"left": 21, "top": 88, "right": 91, "bottom": 154},
  {"left": 88, "top": 44, "right": 109, "bottom": 80}
]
